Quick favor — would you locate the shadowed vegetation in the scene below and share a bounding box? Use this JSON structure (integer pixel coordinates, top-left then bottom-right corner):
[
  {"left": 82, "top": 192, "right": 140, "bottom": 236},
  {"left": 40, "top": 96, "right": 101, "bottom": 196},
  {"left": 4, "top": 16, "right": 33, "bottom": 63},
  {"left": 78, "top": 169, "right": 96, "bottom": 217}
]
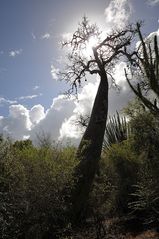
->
[{"left": 1, "top": 19, "right": 159, "bottom": 239}]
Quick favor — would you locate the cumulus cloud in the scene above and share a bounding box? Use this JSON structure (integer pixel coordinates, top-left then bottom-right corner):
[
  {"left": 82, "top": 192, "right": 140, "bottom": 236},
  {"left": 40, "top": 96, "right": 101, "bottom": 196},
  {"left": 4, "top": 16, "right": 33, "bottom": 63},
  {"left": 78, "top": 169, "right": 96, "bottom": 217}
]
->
[
  {"left": 0, "top": 87, "right": 94, "bottom": 144},
  {"left": 104, "top": 0, "right": 132, "bottom": 29},
  {"left": 59, "top": 115, "right": 82, "bottom": 140},
  {"left": 51, "top": 64, "right": 60, "bottom": 80},
  {"left": 30, "top": 105, "right": 45, "bottom": 125},
  {"left": 59, "top": 63, "right": 132, "bottom": 142},
  {"left": 59, "top": 80, "right": 99, "bottom": 140},
  {"left": 30, "top": 95, "right": 75, "bottom": 144},
  {"left": 1, "top": 28, "right": 157, "bottom": 144},
  {"left": 9, "top": 49, "right": 22, "bottom": 57},
  {"left": 0, "top": 105, "right": 32, "bottom": 140},
  {"left": 0, "top": 104, "right": 45, "bottom": 140},
  {"left": 0, "top": 63, "right": 131, "bottom": 144}
]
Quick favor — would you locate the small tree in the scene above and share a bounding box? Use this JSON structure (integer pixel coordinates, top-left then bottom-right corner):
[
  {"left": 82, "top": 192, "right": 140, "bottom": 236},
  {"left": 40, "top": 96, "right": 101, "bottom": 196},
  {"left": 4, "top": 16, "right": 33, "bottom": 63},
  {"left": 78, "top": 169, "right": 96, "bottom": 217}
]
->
[{"left": 62, "top": 17, "right": 137, "bottom": 222}]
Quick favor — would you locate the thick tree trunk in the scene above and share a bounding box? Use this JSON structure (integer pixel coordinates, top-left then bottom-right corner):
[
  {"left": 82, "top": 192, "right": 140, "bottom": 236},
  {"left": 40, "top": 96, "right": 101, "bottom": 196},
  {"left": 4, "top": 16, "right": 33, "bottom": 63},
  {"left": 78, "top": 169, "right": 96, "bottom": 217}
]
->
[{"left": 71, "top": 72, "right": 108, "bottom": 223}]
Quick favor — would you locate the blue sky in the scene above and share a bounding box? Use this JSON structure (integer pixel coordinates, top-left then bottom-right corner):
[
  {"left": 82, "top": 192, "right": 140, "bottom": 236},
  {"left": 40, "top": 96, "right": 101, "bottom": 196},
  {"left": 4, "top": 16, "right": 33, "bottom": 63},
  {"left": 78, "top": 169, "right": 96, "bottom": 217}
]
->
[{"left": 0, "top": 0, "right": 159, "bottom": 142}]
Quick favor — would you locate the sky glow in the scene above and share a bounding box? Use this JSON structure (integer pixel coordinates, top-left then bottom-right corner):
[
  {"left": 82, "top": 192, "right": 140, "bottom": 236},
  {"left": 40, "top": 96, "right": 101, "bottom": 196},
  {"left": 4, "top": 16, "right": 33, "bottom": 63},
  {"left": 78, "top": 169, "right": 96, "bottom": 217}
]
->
[
  {"left": 0, "top": 0, "right": 158, "bottom": 144},
  {"left": 83, "top": 36, "right": 100, "bottom": 58}
]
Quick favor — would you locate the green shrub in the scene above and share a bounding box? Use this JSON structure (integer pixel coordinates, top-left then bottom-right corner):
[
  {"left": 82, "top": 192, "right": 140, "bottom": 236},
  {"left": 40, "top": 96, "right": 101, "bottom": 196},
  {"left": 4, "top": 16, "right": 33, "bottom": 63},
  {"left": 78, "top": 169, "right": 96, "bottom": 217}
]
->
[
  {"left": 0, "top": 139, "right": 77, "bottom": 238},
  {"left": 122, "top": 110, "right": 159, "bottom": 226},
  {"left": 0, "top": 139, "right": 26, "bottom": 239},
  {"left": 129, "top": 152, "right": 159, "bottom": 226},
  {"left": 90, "top": 139, "right": 139, "bottom": 216}
]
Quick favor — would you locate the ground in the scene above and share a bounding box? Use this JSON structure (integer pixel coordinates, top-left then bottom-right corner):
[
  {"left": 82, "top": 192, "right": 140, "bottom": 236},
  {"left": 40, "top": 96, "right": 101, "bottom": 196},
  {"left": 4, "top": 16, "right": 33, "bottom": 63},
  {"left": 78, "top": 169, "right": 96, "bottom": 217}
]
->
[{"left": 67, "top": 217, "right": 159, "bottom": 239}]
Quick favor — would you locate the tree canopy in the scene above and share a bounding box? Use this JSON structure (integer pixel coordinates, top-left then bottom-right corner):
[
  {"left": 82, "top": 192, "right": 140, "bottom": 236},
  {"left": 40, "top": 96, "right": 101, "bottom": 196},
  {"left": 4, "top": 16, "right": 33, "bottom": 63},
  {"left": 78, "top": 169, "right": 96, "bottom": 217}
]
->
[{"left": 61, "top": 16, "right": 138, "bottom": 94}]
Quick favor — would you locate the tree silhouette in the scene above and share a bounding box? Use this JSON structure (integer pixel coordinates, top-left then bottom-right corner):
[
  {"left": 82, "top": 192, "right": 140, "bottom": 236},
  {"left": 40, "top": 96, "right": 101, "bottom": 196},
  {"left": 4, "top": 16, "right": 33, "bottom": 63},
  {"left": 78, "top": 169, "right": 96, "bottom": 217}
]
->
[
  {"left": 62, "top": 17, "right": 137, "bottom": 223},
  {"left": 124, "top": 23, "right": 159, "bottom": 115}
]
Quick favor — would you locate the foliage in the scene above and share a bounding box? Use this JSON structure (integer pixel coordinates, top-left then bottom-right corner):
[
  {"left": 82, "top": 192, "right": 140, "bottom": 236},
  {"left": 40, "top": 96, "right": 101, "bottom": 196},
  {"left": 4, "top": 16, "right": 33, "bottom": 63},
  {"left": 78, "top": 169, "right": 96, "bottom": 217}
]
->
[
  {"left": 0, "top": 139, "right": 77, "bottom": 239},
  {"left": 90, "top": 108, "right": 159, "bottom": 227},
  {"left": 130, "top": 111, "right": 159, "bottom": 153},
  {"left": 13, "top": 139, "right": 33, "bottom": 150},
  {"left": 0, "top": 139, "right": 26, "bottom": 239},
  {"left": 1, "top": 106, "right": 159, "bottom": 237},
  {"left": 122, "top": 97, "right": 146, "bottom": 119},
  {"left": 1, "top": 18, "right": 159, "bottom": 238},
  {"left": 103, "top": 112, "right": 131, "bottom": 150},
  {"left": 90, "top": 139, "right": 139, "bottom": 216},
  {"left": 129, "top": 163, "right": 159, "bottom": 226},
  {"left": 127, "top": 112, "right": 159, "bottom": 226}
]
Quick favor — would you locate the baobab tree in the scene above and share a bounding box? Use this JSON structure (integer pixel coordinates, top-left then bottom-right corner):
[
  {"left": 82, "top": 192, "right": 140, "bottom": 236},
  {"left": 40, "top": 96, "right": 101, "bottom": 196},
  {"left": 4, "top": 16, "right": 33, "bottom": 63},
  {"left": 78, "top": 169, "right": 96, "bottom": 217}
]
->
[{"left": 61, "top": 17, "right": 137, "bottom": 223}]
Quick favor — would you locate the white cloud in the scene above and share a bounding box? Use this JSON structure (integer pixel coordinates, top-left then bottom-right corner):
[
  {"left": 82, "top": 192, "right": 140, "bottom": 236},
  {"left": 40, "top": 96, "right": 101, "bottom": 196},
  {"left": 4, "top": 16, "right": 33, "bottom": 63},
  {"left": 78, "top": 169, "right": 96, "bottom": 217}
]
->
[
  {"left": 30, "top": 105, "right": 45, "bottom": 125},
  {"left": 0, "top": 96, "right": 74, "bottom": 142},
  {"left": 59, "top": 80, "right": 98, "bottom": 140},
  {"left": 1, "top": 26, "right": 157, "bottom": 144},
  {"left": 144, "top": 29, "right": 159, "bottom": 48},
  {"left": 29, "top": 95, "right": 75, "bottom": 144},
  {"left": 58, "top": 63, "right": 132, "bottom": 142},
  {"left": 51, "top": 64, "right": 60, "bottom": 80},
  {"left": 41, "top": 33, "right": 51, "bottom": 40},
  {"left": 147, "top": 0, "right": 159, "bottom": 5},
  {"left": 112, "top": 62, "right": 128, "bottom": 91},
  {"left": 0, "top": 104, "right": 45, "bottom": 140},
  {"left": 59, "top": 115, "right": 82, "bottom": 140},
  {"left": 18, "top": 94, "right": 42, "bottom": 100},
  {"left": 104, "top": 0, "right": 132, "bottom": 29},
  {"left": 0, "top": 105, "right": 32, "bottom": 140},
  {"left": 0, "top": 97, "right": 17, "bottom": 105},
  {"left": 0, "top": 63, "right": 131, "bottom": 144},
  {"left": 9, "top": 49, "right": 22, "bottom": 57},
  {"left": 52, "top": 95, "right": 70, "bottom": 111}
]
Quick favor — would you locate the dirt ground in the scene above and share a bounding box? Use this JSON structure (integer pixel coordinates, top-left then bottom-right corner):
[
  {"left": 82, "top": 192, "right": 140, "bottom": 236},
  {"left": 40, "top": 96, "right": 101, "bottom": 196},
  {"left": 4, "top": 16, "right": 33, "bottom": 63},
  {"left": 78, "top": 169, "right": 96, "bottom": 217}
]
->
[{"left": 69, "top": 217, "right": 159, "bottom": 239}]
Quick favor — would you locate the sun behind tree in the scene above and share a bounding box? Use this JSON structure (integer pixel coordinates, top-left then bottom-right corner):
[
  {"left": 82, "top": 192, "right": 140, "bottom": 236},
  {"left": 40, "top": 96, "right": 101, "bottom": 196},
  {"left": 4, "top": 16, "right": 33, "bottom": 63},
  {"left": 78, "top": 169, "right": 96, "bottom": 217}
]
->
[
  {"left": 61, "top": 16, "right": 138, "bottom": 223},
  {"left": 83, "top": 35, "right": 100, "bottom": 58}
]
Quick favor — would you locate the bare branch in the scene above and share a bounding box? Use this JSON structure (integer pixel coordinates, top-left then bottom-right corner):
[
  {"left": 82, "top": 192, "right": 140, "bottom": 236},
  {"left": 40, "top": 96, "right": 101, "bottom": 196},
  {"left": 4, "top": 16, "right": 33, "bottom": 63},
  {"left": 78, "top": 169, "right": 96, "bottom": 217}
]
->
[
  {"left": 61, "top": 17, "right": 138, "bottom": 95},
  {"left": 122, "top": 22, "right": 159, "bottom": 115},
  {"left": 125, "top": 69, "right": 159, "bottom": 115}
]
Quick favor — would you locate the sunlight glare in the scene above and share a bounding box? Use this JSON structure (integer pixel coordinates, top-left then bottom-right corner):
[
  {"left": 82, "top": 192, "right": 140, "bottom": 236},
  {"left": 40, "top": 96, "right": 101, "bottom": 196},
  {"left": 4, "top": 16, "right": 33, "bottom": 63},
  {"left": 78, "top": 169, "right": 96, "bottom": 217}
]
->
[{"left": 83, "top": 36, "right": 99, "bottom": 58}]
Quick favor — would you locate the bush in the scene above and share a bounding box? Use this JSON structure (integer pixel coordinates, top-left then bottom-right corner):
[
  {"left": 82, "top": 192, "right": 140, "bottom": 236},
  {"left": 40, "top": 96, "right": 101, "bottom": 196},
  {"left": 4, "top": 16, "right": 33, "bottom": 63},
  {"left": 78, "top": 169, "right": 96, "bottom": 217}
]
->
[
  {"left": 129, "top": 152, "right": 159, "bottom": 226},
  {"left": 0, "top": 139, "right": 77, "bottom": 239},
  {"left": 125, "top": 110, "right": 159, "bottom": 226},
  {"left": 0, "top": 139, "right": 26, "bottom": 239},
  {"left": 90, "top": 139, "right": 139, "bottom": 216}
]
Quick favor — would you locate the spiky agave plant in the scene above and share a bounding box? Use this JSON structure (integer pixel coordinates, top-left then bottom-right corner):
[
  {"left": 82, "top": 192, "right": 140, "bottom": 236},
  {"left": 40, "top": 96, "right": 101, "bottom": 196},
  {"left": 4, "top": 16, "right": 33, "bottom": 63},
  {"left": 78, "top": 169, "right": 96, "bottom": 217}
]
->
[{"left": 103, "top": 112, "right": 131, "bottom": 150}]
